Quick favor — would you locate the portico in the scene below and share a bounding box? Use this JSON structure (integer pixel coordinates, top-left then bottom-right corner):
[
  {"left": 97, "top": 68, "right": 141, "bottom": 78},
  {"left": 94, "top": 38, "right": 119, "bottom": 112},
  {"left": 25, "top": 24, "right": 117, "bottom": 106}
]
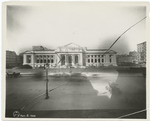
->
[{"left": 57, "top": 53, "right": 81, "bottom": 66}]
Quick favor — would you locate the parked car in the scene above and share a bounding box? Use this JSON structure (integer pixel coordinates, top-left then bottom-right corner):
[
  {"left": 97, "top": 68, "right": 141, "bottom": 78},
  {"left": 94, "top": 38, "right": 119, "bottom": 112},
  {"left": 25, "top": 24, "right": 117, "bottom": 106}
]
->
[
  {"left": 6, "top": 70, "right": 20, "bottom": 77},
  {"left": 12, "top": 65, "right": 32, "bottom": 69}
]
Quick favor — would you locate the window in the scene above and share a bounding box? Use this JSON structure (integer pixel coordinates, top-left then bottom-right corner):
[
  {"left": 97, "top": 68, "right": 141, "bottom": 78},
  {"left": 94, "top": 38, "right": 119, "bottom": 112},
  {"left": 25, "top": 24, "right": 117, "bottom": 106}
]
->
[
  {"left": 75, "top": 55, "right": 78, "bottom": 64},
  {"left": 102, "top": 59, "right": 104, "bottom": 63},
  {"left": 101, "top": 55, "right": 103, "bottom": 57},
  {"left": 88, "top": 59, "right": 90, "bottom": 63},
  {"left": 37, "top": 60, "right": 39, "bottom": 63},
  {"left": 110, "top": 59, "right": 111, "bottom": 63},
  {"left": 95, "top": 55, "right": 97, "bottom": 57},
  {"left": 98, "top": 59, "right": 100, "bottom": 63},
  {"left": 48, "top": 59, "right": 50, "bottom": 63},
  {"left": 98, "top": 55, "right": 100, "bottom": 57},
  {"left": 40, "top": 60, "right": 43, "bottom": 63},
  {"left": 91, "top": 59, "right": 93, "bottom": 63},
  {"left": 51, "top": 59, "right": 54, "bottom": 63},
  {"left": 91, "top": 55, "right": 93, "bottom": 57},
  {"left": 95, "top": 59, "right": 97, "bottom": 63},
  {"left": 44, "top": 60, "right": 46, "bottom": 63},
  {"left": 27, "top": 55, "right": 31, "bottom": 63},
  {"left": 68, "top": 55, "right": 72, "bottom": 63}
]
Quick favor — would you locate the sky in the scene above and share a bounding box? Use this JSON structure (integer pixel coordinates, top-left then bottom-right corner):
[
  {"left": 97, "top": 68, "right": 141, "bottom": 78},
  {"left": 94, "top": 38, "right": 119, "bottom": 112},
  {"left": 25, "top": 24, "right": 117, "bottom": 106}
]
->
[{"left": 6, "top": 2, "right": 147, "bottom": 55}]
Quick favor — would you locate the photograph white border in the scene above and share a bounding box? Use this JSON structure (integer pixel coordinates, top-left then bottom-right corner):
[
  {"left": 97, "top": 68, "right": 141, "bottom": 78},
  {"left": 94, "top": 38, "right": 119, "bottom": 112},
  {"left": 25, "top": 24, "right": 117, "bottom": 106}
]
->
[{"left": 1, "top": 1, "right": 150, "bottom": 121}]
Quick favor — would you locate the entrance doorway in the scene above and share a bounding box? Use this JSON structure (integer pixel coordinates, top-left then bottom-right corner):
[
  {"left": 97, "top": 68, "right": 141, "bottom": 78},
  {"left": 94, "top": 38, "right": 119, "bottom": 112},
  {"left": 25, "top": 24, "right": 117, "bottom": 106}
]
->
[
  {"left": 61, "top": 55, "right": 65, "bottom": 65},
  {"left": 75, "top": 55, "right": 78, "bottom": 64}
]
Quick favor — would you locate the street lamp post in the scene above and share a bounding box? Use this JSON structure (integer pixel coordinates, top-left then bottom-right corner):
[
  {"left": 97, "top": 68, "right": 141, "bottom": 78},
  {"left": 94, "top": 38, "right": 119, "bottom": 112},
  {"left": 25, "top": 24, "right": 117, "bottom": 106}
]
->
[{"left": 45, "top": 63, "right": 49, "bottom": 99}]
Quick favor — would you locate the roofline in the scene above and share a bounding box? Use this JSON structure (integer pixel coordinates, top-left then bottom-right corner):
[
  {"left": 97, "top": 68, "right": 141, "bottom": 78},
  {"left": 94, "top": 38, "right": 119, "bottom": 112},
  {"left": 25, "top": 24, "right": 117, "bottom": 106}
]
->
[{"left": 137, "top": 41, "right": 146, "bottom": 45}]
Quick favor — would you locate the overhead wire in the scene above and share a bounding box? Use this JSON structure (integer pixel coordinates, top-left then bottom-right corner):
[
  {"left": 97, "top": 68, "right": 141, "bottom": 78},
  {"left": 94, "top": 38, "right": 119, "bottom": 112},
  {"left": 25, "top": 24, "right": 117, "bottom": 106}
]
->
[{"left": 102, "top": 16, "right": 146, "bottom": 56}]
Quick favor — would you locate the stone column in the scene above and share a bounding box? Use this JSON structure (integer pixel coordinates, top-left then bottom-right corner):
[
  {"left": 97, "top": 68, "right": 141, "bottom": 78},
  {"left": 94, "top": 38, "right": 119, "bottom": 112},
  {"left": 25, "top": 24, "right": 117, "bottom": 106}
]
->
[
  {"left": 46, "top": 55, "right": 48, "bottom": 64},
  {"left": 42, "top": 55, "right": 44, "bottom": 65},
  {"left": 65, "top": 54, "right": 67, "bottom": 65},
  {"left": 56, "top": 54, "right": 60, "bottom": 66},
  {"left": 78, "top": 55, "right": 79, "bottom": 65},
  {"left": 71, "top": 55, "right": 74, "bottom": 66},
  {"left": 79, "top": 53, "right": 83, "bottom": 66},
  {"left": 72, "top": 55, "right": 75, "bottom": 65},
  {"left": 100, "top": 55, "right": 102, "bottom": 64},
  {"left": 23, "top": 54, "right": 27, "bottom": 65},
  {"left": 31, "top": 54, "right": 35, "bottom": 68},
  {"left": 90, "top": 55, "right": 91, "bottom": 64}
]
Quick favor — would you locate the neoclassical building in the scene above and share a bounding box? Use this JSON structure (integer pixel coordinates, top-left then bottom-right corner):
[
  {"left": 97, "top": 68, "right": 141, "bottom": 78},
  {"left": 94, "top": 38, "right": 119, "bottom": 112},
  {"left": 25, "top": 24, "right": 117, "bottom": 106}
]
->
[{"left": 23, "top": 43, "right": 117, "bottom": 68}]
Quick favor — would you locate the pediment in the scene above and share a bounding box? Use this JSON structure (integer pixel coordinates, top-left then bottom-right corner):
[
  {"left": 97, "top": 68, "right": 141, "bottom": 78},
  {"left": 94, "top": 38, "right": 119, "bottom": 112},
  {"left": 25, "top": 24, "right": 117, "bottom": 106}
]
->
[
  {"left": 56, "top": 43, "right": 83, "bottom": 52},
  {"left": 108, "top": 50, "right": 117, "bottom": 54}
]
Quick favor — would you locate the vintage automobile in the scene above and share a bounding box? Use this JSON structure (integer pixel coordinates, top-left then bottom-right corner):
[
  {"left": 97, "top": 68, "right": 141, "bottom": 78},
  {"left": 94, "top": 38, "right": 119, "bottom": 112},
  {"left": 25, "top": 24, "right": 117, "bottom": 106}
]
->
[{"left": 6, "top": 70, "right": 20, "bottom": 77}]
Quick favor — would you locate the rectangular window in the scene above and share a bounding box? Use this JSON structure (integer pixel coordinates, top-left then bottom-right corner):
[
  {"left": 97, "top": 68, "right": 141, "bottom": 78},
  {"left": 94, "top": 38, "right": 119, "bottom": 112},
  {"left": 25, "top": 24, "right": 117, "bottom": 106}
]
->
[
  {"left": 88, "top": 59, "right": 90, "bottom": 63},
  {"left": 37, "top": 60, "right": 39, "bottom": 63},
  {"left": 27, "top": 55, "right": 31, "bottom": 63},
  {"left": 102, "top": 59, "right": 104, "bottom": 63},
  {"left": 110, "top": 59, "right": 111, "bottom": 63},
  {"left": 98, "top": 59, "right": 100, "bottom": 63},
  {"left": 95, "top": 59, "right": 97, "bottom": 63},
  {"left": 91, "top": 59, "right": 93, "bottom": 63}
]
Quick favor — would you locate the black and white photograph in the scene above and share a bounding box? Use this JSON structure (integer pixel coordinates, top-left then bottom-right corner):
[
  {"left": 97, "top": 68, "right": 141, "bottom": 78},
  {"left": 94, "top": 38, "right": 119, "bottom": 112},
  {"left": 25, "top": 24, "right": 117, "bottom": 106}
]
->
[{"left": 2, "top": 1, "right": 149, "bottom": 120}]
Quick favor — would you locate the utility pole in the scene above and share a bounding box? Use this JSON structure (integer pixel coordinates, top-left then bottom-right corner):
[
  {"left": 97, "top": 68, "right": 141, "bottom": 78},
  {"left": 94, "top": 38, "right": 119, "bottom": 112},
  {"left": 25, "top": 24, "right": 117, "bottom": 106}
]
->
[{"left": 45, "top": 63, "right": 49, "bottom": 99}]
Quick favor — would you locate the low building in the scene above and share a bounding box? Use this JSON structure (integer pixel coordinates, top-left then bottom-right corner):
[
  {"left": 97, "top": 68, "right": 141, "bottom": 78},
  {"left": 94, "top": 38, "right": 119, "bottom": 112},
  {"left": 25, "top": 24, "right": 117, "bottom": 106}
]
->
[
  {"left": 22, "top": 43, "right": 117, "bottom": 68},
  {"left": 117, "top": 52, "right": 138, "bottom": 66}
]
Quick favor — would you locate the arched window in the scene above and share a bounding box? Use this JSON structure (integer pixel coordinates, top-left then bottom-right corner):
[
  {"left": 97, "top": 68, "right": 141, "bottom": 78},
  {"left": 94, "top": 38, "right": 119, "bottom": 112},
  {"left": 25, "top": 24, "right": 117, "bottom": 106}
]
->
[{"left": 40, "top": 59, "right": 43, "bottom": 63}]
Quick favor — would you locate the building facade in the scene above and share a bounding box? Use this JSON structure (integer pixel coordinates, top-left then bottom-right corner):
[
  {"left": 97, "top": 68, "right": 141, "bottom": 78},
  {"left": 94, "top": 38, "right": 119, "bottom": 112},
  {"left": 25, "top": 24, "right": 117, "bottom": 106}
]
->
[
  {"left": 23, "top": 43, "right": 117, "bottom": 68},
  {"left": 137, "top": 41, "right": 146, "bottom": 63},
  {"left": 6, "top": 50, "right": 17, "bottom": 68},
  {"left": 6, "top": 50, "right": 23, "bottom": 68}
]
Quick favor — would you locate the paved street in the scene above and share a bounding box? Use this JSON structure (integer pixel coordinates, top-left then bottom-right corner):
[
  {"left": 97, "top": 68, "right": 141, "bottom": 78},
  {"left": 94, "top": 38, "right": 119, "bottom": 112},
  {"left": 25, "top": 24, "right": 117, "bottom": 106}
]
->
[{"left": 6, "top": 68, "right": 146, "bottom": 118}]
